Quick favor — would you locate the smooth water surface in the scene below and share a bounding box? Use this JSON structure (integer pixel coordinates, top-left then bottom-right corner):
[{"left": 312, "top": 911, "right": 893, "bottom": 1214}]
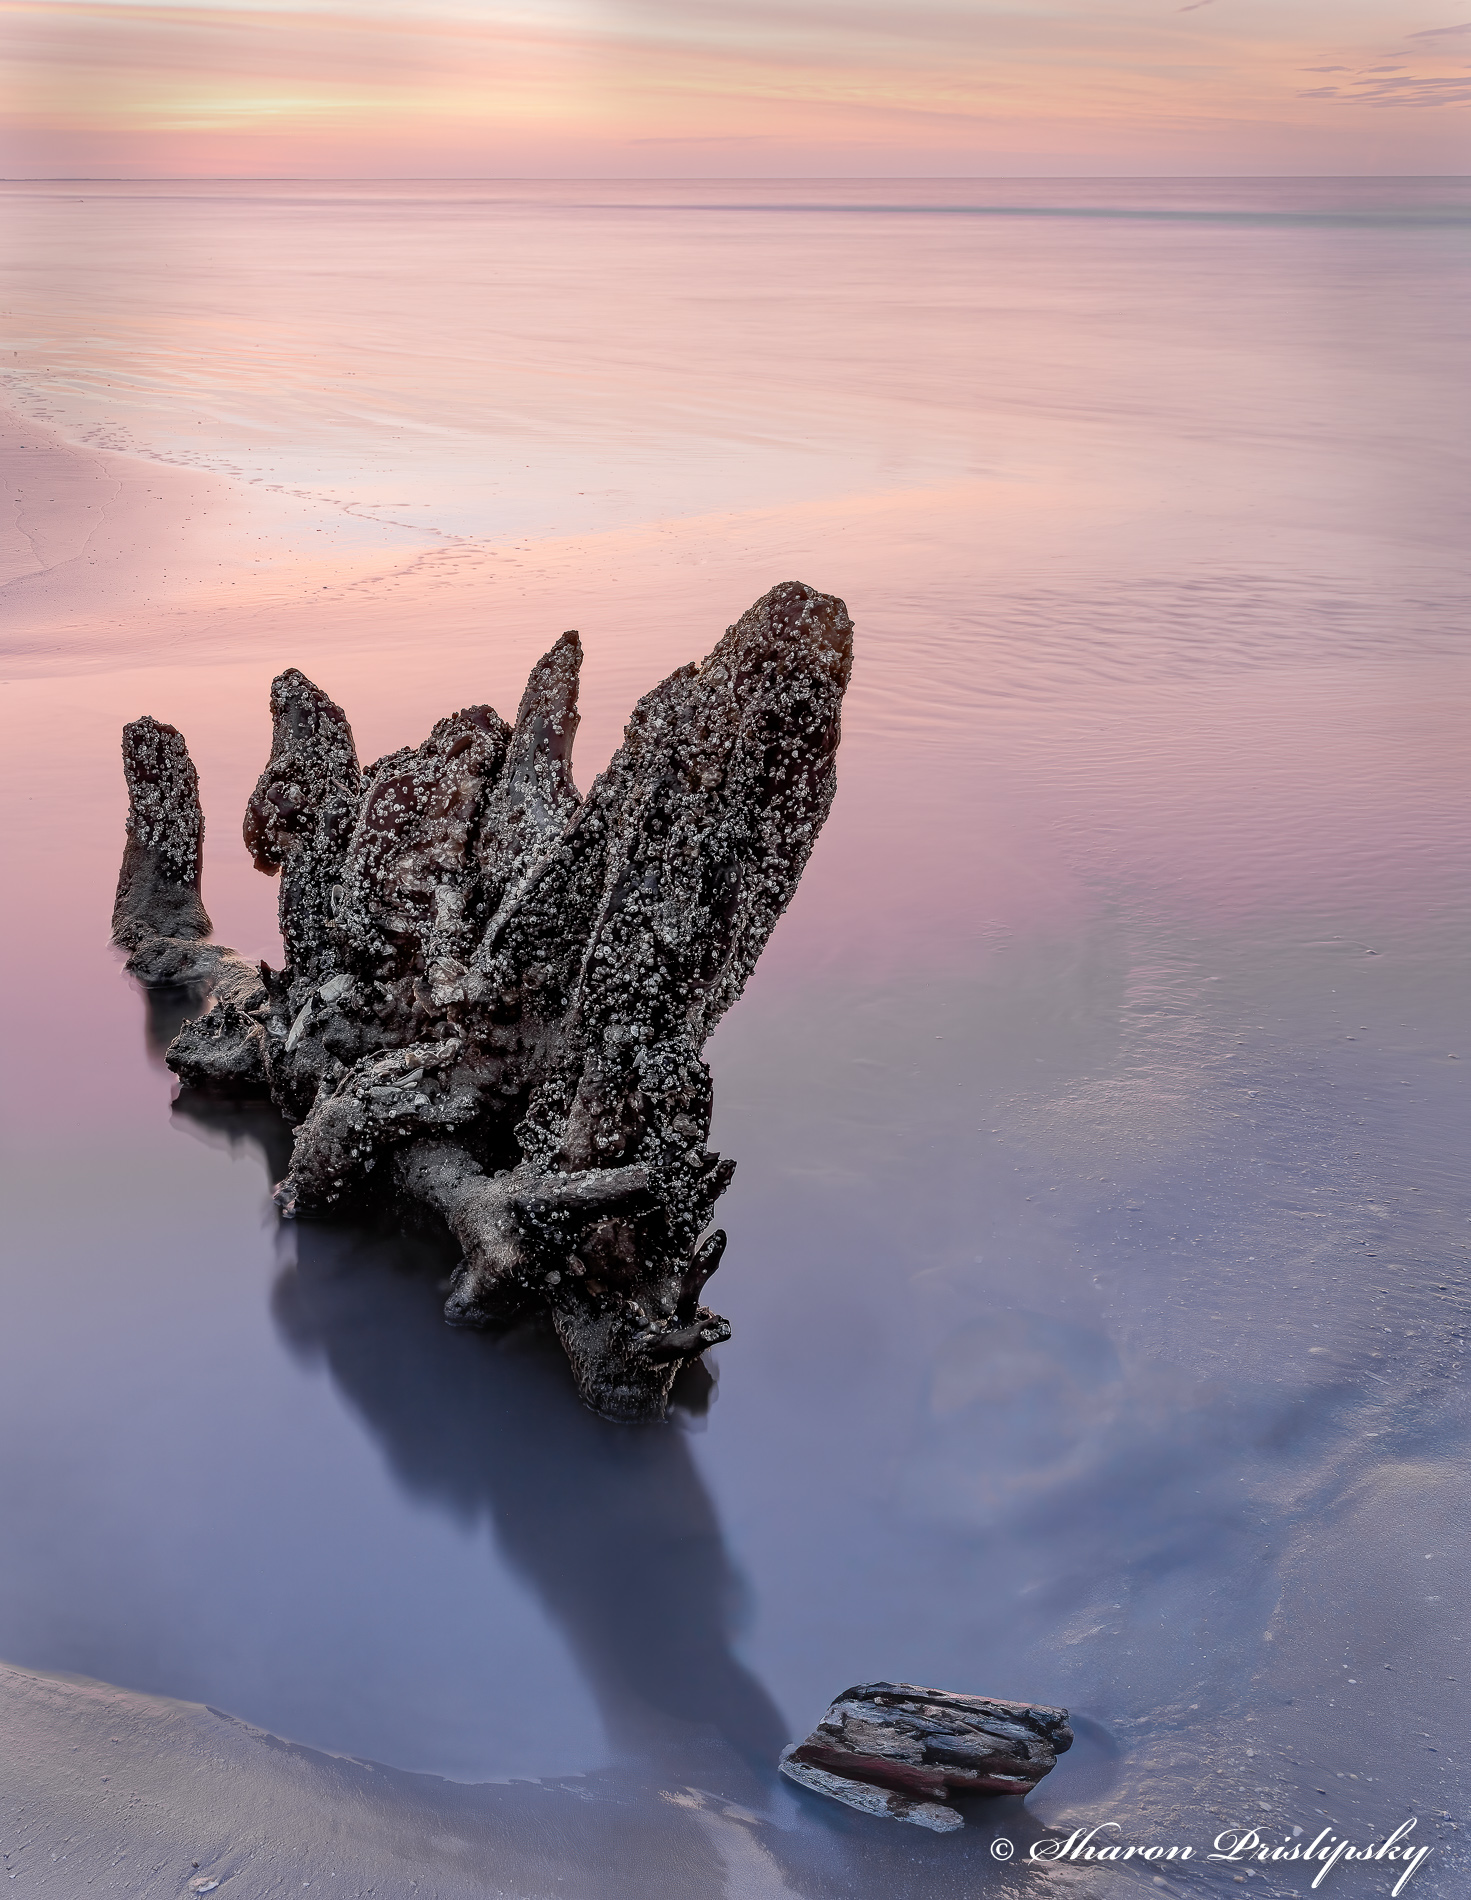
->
[{"left": 1, "top": 179, "right": 1468, "bottom": 1893}]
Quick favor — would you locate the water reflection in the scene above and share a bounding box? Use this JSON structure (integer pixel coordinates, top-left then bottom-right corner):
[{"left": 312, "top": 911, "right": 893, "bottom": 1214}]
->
[
  {"left": 173, "top": 1088, "right": 295, "bottom": 1182},
  {"left": 138, "top": 977, "right": 209, "bottom": 1066},
  {"left": 270, "top": 1213, "right": 787, "bottom": 1778}
]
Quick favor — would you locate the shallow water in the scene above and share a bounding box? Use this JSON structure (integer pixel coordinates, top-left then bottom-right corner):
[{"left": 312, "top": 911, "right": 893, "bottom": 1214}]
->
[{"left": 1, "top": 179, "right": 1469, "bottom": 1893}]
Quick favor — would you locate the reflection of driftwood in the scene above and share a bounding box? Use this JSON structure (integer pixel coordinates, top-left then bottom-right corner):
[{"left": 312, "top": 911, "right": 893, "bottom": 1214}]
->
[
  {"left": 779, "top": 1683, "right": 1072, "bottom": 1831},
  {"left": 271, "top": 1217, "right": 787, "bottom": 1772},
  {"left": 114, "top": 583, "right": 853, "bottom": 1421}
]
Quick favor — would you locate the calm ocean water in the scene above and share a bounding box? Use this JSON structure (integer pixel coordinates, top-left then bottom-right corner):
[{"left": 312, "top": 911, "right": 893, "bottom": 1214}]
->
[{"left": 1, "top": 179, "right": 1468, "bottom": 1894}]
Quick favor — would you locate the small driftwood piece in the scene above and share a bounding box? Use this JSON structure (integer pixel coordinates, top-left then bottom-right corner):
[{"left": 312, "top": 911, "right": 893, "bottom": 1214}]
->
[
  {"left": 113, "top": 582, "right": 853, "bottom": 1422},
  {"left": 779, "top": 1682, "right": 1072, "bottom": 1832}
]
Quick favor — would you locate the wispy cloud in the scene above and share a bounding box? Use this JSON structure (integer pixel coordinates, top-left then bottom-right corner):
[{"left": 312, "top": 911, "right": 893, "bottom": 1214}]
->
[
  {"left": 1292, "top": 16, "right": 1471, "bottom": 112},
  {"left": 1305, "top": 73, "right": 1471, "bottom": 106}
]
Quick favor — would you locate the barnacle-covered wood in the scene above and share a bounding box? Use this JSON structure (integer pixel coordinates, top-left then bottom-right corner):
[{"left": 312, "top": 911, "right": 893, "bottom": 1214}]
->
[
  {"left": 112, "top": 717, "right": 264, "bottom": 1030},
  {"left": 242, "top": 667, "right": 362, "bottom": 984},
  {"left": 779, "top": 1682, "right": 1072, "bottom": 1829},
  {"left": 114, "top": 582, "right": 853, "bottom": 1421},
  {"left": 113, "top": 714, "right": 215, "bottom": 981}
]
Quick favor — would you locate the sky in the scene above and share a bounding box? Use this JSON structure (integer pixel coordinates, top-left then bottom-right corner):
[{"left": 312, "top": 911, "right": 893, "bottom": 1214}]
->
[{"left": 2, "top": 0, "right": 1469, "bottom": 177}]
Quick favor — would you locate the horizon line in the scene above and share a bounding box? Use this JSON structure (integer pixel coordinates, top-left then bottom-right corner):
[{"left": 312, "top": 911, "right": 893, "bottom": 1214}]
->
[{"left": 5, "top": 171, "right": 1469, "bottom": 184}]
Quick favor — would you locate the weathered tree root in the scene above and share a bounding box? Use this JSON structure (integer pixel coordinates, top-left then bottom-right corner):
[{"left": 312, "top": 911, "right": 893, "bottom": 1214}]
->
[{"left": 114, "top": 582, "right": 854, "bottom": 1421}]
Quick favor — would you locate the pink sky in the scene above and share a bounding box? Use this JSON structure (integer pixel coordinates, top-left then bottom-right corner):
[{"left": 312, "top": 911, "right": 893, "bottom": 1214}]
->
[{"left": 2, "top": 0, "right": 1469, "bottom": 177}]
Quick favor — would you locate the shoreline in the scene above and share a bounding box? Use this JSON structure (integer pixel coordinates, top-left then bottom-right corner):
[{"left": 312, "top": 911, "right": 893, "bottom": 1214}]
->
[
  {"left": 0, "top": 404, "right": 439, "bottom": 684},
  {"left": 0, "top": 1656, "right": 744, "bottom": 1899},
  {"left": 0, "top": 1659, "right": 1078, "bottom": 1898}
]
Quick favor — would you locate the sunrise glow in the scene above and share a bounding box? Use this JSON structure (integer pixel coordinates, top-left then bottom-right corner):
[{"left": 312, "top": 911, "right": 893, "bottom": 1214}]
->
[{"left": 3, "top": 0, "right": 1469, "bottom": 177}]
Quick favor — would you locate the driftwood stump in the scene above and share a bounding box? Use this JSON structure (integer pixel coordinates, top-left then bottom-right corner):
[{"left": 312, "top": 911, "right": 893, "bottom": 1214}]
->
[{"left": 113, "top": 582, "right": 853, "bottom": 1421}]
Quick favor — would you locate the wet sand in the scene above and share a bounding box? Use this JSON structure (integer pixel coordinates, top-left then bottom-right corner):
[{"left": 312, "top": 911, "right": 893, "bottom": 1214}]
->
[
  {"left": 0, "top": 419, "right": 380, "bottom": 662},
  {"left": 2, "top": 1657, "right": 791, "bottom": 1900},
  {"left": 2, "top": 1658, "right": 1103, "bottom": 1900}
]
